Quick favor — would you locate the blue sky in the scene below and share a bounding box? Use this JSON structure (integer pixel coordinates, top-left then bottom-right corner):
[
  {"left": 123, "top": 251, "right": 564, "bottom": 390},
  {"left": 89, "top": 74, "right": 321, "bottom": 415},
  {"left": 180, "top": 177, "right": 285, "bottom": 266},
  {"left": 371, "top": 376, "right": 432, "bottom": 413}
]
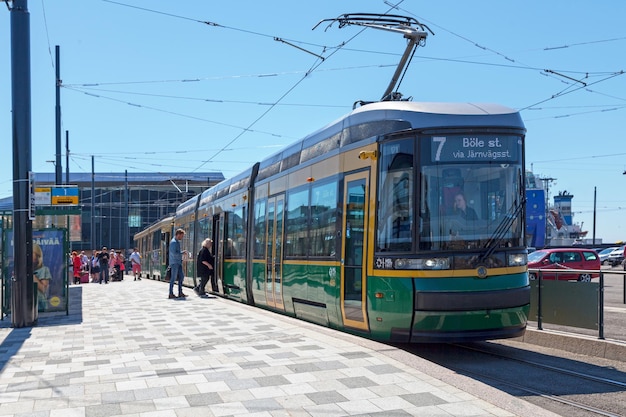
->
[{"left": 1, "top": 1, "right": 626, "bottom": 243}]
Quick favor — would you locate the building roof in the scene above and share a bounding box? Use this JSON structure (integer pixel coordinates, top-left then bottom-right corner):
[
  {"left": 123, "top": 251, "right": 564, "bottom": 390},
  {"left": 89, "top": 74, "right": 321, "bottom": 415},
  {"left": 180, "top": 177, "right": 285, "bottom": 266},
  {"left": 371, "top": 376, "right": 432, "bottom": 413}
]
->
[
  {"left": 0, "top": 172, "right": 224, "bottom": 212},
  {"left": 33, "top": 172, "right": 224, "bottom": 188},
  {"left": 0, "top": 196, "right": 12, "bottom": 212}
]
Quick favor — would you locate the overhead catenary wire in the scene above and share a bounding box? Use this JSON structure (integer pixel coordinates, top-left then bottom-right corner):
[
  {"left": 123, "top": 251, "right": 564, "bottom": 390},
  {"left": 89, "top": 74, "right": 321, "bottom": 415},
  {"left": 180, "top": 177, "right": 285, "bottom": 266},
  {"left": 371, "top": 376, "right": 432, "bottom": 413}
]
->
[
  {"left": 383, "top": 1, "right": 626, "bottom": 109},
  {"left": 46, "top": 1, "right": 623, "bottom": 179},
  {"left": 99, "top": 0, "right": 620, "bottom": 175},
  {"left": 90, "top": 0, "right": 388, "bottom": 173},
  {"left": 55, "top": 1, "right": 622, "bottom": 154},
  {"left": 62, "top": 86, "right": 293, "bottom": 140},
  {"left": 64, "top": 85, "right": 350, "bottom": 109}
]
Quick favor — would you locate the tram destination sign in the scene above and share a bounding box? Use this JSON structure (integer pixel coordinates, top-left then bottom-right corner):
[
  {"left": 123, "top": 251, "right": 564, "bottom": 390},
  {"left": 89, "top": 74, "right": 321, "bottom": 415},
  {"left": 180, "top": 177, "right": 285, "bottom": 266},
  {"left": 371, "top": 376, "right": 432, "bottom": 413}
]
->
[{"left": 431, "top": 135, "right": 519, "bottom": 163}]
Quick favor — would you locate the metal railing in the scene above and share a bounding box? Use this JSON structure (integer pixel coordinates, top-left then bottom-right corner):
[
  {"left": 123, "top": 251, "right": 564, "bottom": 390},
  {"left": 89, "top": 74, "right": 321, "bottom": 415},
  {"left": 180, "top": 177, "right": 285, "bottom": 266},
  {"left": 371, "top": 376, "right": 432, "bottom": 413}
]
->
[{"left": 527, "top": 267, "right": 624, "bottom": 340}]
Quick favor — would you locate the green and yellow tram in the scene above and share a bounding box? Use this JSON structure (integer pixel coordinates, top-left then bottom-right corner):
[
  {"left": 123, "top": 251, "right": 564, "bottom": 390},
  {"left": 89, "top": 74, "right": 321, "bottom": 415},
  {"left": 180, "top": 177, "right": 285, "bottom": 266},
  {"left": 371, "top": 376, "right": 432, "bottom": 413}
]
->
[
  {"left": 136, "top": 100, "right": 530, "bottom": 343},
  {"left": 133, "top": 215, "right": 174, "bottom": 282}
]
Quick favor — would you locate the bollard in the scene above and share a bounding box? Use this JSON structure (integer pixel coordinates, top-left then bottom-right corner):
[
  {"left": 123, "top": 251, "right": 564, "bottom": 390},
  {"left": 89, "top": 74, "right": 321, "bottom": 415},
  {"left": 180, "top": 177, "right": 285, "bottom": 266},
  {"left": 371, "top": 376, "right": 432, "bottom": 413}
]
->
[
  {"left": 599, "top": 271, "right": 604, "bottom": 340},
  {"left": 537, "top": 270, "right": 543, "bottom": 330}
]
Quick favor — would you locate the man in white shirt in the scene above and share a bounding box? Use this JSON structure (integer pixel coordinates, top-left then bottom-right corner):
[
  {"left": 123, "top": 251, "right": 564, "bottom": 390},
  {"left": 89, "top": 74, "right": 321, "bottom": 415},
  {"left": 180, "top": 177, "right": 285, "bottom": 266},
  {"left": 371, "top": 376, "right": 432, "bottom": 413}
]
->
[{"left": 129, "top": 248, "right": 142, "bottom": 281}]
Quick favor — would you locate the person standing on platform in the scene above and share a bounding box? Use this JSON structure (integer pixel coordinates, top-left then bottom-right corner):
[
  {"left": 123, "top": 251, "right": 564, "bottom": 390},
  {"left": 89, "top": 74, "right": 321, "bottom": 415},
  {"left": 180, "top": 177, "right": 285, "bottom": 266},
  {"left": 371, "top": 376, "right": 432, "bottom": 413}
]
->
[
  {"left": 115, "top": 251, "right": 125, "bottom": 280},
  {"left": 80, "top": 251, "right": 88, "bottom": 268},
  {"left": 194, "top": 238, "right": 214, "bottom": 296},
  {"left": 97, "top": 246, "right": 110, "bottom": 284},
  {"left": 168, "top": 228, "right": 188, "bottom": 299},
  {"left": 71, "top": 251, "right": 82, "bottom": 285},
  {"left": 130, "top": 248, "right": 142, "bottom": 281},
  {"left": 90, "top": 250, "right": 100, "bottom": 283}
]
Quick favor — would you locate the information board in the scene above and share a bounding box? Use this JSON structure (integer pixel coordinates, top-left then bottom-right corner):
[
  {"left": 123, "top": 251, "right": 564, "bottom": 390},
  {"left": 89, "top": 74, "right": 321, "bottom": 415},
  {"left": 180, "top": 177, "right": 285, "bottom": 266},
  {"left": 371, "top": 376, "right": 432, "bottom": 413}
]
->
[{"left": 50, "top": 187, "right": 79, "bottom": 205}]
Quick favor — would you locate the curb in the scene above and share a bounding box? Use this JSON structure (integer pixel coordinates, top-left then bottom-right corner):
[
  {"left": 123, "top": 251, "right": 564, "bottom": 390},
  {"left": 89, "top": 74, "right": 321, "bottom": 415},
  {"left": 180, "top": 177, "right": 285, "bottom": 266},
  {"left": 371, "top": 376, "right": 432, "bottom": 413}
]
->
[{"left": 517, "top": 328, "right": 626, "bottom": 361}]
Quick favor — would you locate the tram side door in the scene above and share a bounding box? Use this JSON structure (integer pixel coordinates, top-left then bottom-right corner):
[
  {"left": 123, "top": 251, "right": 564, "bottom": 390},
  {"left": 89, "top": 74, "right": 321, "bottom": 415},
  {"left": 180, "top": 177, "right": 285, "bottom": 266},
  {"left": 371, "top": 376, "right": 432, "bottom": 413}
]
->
[
  {"left": 161, "top": 230, "right": 171, "bottom": 281},
  {"left": 341, "top": 172, "right": 370, "bottom": 331},
  {"left": 213, "top": 214, "right": 225, "bottom": 295},
  {"left": 265, "top": 195, "right": 285, "bottom": 310}
]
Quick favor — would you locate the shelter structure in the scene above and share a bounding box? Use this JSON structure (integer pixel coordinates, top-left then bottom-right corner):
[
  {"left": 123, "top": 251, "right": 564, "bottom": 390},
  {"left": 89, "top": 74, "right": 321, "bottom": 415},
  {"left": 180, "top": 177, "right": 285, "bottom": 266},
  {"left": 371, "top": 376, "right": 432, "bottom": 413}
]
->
[{"left": 0, "top": 171, "right": 224, "bottom": 251}]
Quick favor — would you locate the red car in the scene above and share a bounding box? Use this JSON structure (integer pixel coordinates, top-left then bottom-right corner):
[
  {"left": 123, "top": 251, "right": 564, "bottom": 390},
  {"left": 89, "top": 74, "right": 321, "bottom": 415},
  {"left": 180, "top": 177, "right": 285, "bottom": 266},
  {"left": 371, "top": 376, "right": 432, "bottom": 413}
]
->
[{"left": 527, "top": 248, "right": 600, "bottom": 282}]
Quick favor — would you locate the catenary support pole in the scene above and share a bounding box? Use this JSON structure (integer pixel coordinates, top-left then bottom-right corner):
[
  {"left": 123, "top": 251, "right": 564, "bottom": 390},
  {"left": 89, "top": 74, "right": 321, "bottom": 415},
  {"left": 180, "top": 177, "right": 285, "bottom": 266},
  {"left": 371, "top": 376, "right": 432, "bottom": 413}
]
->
[
  {"left": 124, "top": 170, "right": 129, "bottom": 251},
  {"left": 55, "top": 45, "right": 62, "bottom": 185},
  {"left": 91, "top": 155, "right": 95, "bottom": 250},
  {"left": 65, "top": 130, "right": 69, "bottom": 185},
  {"left": 11, "top": 0, "right": 37, "bottom": 327},
  {"left": 592, "top": 187, "right": 596, "bottom": 245}
]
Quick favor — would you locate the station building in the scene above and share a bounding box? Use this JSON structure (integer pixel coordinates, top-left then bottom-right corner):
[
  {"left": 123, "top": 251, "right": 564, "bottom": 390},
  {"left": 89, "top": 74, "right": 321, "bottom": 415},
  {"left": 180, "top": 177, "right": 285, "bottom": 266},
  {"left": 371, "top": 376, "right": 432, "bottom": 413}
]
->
[{"left": 0, "top": 171, "right": 224, "bottom": 252}]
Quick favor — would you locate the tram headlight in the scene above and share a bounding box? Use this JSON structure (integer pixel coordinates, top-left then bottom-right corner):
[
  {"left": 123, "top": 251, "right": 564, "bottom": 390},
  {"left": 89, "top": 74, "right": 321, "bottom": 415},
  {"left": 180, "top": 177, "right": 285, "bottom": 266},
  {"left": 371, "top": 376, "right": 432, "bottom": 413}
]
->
[
  {"left": 508, "top": 253, "right": 527, "bottom": 266},
  {"left": 394, "top": 257, "right": 451, "bottom": 270}
]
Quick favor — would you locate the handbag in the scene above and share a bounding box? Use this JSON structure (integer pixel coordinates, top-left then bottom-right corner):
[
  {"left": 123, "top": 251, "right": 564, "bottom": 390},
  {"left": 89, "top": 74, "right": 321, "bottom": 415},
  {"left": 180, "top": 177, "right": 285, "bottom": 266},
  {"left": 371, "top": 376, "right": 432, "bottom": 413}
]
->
[{"left": 165, "top": 265, "right": 171, "bottom": 280}]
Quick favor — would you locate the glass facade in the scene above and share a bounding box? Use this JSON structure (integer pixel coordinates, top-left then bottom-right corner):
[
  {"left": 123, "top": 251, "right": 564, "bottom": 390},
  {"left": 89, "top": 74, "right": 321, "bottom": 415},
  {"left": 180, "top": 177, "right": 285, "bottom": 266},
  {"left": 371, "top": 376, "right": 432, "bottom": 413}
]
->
[{"left": 31, "top": 172, "right": 222, "bottom": 253}]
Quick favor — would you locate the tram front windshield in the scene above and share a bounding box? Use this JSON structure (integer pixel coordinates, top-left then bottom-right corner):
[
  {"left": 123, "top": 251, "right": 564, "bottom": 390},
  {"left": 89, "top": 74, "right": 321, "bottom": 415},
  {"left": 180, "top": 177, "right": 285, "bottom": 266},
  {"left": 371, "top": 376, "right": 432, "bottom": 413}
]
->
[{"left": 377, "top": 133, "right": 524, "bottom": 252}]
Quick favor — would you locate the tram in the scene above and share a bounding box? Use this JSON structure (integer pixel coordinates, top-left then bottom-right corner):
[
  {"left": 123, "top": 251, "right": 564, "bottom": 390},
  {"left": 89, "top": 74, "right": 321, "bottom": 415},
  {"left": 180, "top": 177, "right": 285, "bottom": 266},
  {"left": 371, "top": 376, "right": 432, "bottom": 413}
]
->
[
  {"left": 135, "top": 100, "right": 530, "bottom": 343},
  {"left": 135, "top": 14, "right": 529, "bottom": 342},
  {"left": 133, "top": 215, "right": 174, "bottom": 283}
]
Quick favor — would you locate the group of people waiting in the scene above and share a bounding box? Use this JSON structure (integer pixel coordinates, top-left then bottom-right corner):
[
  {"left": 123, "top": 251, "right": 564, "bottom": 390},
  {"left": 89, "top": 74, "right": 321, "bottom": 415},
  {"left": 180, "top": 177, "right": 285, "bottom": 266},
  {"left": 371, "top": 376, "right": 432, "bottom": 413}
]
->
[
  {"left": 69, "top": 229, "right": 217, "bottom": 300},
  {"left": 70, "top": 247, "right": 142, "bottom": 284}
]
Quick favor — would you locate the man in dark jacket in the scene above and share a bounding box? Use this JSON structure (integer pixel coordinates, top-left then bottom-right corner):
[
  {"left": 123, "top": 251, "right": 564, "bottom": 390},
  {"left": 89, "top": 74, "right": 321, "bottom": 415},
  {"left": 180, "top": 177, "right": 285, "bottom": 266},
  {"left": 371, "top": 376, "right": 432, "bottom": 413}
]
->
[
  {"left": 97, "top": 246, "right": 110, "bottom": 284},
  {"left": 194, "top": 238, "right": 214, "bottom": 296}
]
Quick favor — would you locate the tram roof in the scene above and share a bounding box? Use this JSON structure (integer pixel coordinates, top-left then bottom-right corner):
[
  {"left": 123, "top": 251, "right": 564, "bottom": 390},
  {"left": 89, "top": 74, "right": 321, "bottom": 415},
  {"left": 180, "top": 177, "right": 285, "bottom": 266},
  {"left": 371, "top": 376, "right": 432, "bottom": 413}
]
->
[
  {"left": 347, "top": 101, "right": 524, "bottom": 129},
  {"left": 195, "top": 101, "right": 525, "bottom": 205},
  {"left": 257, "top": 100, "right": 524, "bottom": 171}
]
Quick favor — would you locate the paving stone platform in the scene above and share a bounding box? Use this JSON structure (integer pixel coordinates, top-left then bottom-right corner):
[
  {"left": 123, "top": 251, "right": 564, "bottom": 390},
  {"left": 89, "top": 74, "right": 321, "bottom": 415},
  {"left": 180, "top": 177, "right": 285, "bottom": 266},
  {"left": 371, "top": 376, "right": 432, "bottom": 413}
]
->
[{"left": 0, "top": 277, "right": 558, "bottom": 417}]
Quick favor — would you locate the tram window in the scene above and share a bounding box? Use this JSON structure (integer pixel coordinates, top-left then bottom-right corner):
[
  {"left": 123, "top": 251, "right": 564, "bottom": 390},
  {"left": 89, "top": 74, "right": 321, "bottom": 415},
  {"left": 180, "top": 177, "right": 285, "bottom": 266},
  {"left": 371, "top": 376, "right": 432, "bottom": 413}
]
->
[
  {"left": 197, "top": 217, "right": 212, "bottom": 258},
  {"left": 310, "top": 180, "right": 338, "bottom": 257},
  {"left": 419, "top": 163, "right": 524, "bottom": 249},
  {"left": 285, "top": 188, "right": 309, "bottom": 257},
  {"left": 253, "top": 199, "right": 267, "bottom": 259},
  {"left": 225, "top": 208, "right": 245, "bottom": 257},
  {"left": 377, "top": 139, "right": 414, "bottom": 252},
  {"left": 152, "top": 230, "right": 161, "bottom": 249}
]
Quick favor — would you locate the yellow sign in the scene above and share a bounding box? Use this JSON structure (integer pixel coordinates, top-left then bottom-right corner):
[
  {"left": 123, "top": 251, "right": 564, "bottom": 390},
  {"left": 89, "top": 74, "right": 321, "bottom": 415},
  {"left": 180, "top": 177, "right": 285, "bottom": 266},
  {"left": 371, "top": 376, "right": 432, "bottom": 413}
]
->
[{"left": 52, "top": 196, "right": 79, "bottom": 204}]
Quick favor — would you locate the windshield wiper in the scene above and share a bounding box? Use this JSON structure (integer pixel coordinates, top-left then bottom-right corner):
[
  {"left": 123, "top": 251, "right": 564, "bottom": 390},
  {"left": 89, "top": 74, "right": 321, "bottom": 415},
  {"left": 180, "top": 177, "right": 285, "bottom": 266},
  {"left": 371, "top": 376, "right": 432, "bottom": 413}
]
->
[{"left": 479, "top": 198, "right": 526, "bottom": 262}]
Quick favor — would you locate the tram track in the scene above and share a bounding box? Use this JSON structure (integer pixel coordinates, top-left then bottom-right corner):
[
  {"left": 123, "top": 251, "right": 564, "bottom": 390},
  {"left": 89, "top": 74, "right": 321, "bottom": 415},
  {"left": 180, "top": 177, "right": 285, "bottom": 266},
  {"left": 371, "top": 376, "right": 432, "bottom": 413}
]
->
[
  {"left": 454, "top": 343, "right": 626, "bottom": 390},
  {"left": 399, "top": 342, "right": 626, "bottom": 417},
  {"left": 452, "top": 366, "right": 621, "bottom": 417}
]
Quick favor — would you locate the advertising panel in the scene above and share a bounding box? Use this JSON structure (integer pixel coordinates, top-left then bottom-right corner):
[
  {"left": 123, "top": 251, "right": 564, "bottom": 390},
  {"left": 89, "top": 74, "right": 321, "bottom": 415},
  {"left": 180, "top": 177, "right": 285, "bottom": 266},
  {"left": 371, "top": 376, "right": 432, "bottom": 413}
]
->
[
  {"left": 32, "top": 229, "right": 67, "bottom": 311},
  {"left": 4, "top": 229, "right": 67, "bottom": 313}
]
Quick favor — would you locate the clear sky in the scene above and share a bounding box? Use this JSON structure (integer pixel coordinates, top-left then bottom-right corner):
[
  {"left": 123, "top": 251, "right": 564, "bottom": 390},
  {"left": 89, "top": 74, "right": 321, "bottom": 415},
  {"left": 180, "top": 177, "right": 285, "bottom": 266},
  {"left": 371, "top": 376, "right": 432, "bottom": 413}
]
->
[{"left": 1, "top": 1, "right": 626, "bottom": 243}]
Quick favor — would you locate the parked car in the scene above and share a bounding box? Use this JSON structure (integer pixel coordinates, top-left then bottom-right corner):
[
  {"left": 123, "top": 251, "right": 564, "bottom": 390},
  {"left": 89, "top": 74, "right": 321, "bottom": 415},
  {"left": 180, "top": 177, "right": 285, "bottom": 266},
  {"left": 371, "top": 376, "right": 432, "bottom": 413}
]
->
[
  {"left": 606, "top": 245, "right": 625, "bottom": 267},
  {"left": 527, "top": 248, "right": 601, "bottom": 282},
  {"left": 598, "top": 247, "right": 618, "bottom": 265}
]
